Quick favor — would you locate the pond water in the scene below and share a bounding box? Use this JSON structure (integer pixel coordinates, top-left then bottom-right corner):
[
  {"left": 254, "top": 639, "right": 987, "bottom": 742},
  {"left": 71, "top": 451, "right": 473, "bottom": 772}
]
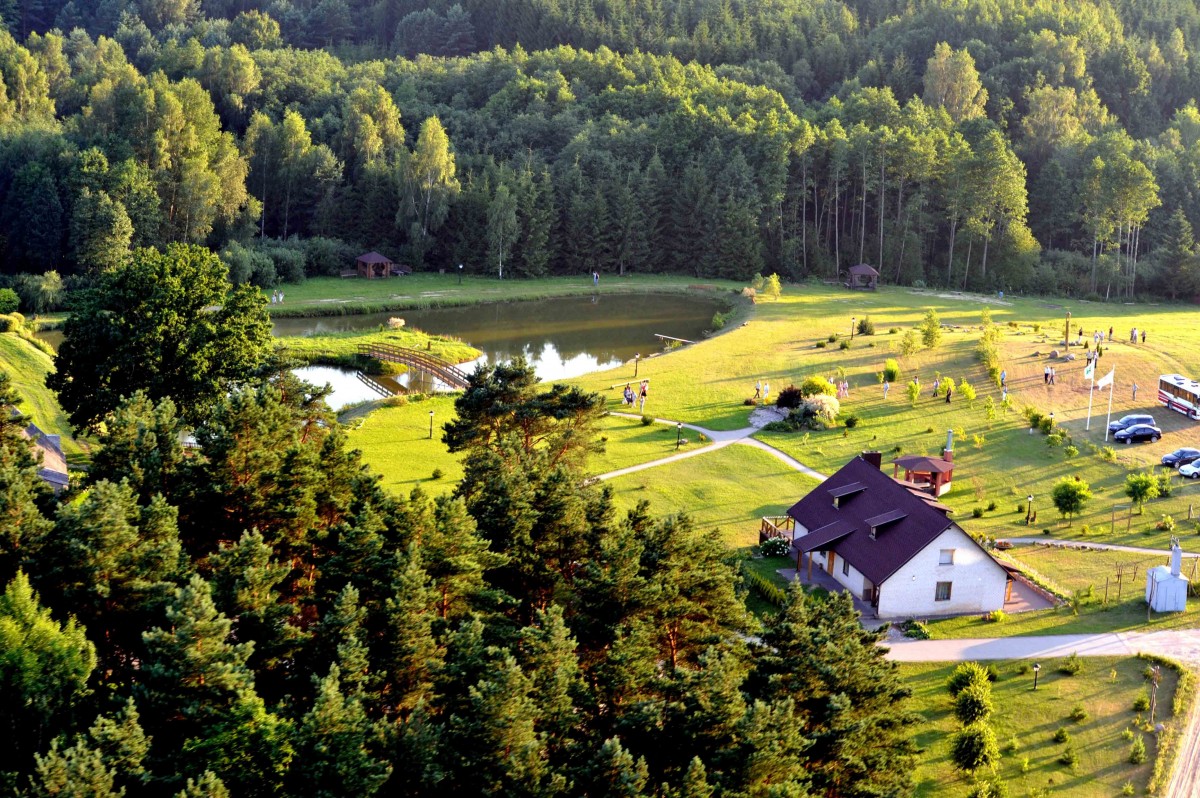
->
[{"left": 40, "top": 293, "right": 727, "bottom": 410}]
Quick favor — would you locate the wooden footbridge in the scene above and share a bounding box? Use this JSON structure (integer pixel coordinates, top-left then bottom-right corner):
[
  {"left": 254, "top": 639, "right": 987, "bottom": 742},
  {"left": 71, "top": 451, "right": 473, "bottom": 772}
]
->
[{"left": 357, "top": 342, "right": 471, "bottom": 390}]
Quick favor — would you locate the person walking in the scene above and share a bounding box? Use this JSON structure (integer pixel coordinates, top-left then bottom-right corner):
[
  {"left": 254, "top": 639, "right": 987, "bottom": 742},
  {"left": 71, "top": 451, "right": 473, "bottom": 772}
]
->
[
  {"left": 932, "top": 377, "right": 941, "bottom": 397},
  {"left": 882, "top": 380, "right": 890, "bottom": 398},
  {"left": 1044, "top": 366, "right": 1050, "bottom": 385},
  {"left": 843, "top": 380, "right": 850, "bottom": 397},
  {"left": 1049, "top": 367, "right": 1056, "bottom": 385},
  {"left": 945, "top": 382, "right": 953, "bottom": 403},
  {"left": 638, "top": 380, "right": 648, "bottom": 412},
  {"left": 1131, "top": 327, "right": 1137, "bottom": 343},
  {"left": 1108, "top": 326, "right": 1113, "bottom": 341},
  {"left": 999, "top": 369, "right": 1006, "bottom": 387},
  {"left": 1001, "top": 385, "right": 1008, "bottom": 403},
  {"left": 762, "top": 381, "right": 770, "bottom": 405},
  {"left": 1133, "top": 383, "right": 1139, "bottom": 401},
  {"left": 753, "top": 380, "right": 761, "bottom": 401},
  {"left": 1142, "top": 329, "right": 1147, "bottom": 344}
]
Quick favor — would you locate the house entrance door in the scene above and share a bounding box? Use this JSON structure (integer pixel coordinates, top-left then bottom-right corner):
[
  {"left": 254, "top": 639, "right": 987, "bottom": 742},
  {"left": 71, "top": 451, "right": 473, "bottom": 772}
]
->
[{"left": 826, "top": 552, "right": 835, "bottom": 574}]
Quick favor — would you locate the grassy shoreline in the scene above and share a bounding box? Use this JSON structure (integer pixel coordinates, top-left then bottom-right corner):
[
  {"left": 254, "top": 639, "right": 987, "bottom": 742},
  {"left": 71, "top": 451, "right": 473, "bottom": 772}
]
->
[{"left": 263, "top": 273, "right": 744, "bottom": 317}]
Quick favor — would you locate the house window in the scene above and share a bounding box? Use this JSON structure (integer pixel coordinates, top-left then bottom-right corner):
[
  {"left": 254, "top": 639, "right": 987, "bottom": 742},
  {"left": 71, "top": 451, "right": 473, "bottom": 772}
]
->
[
  {"left": 842, "top": 558, "right": 850, "bottom": 576},
  {"left": 939, "top": 549, "right": 955, "bottom": 565},
  {"left": 935, "top": 581, "right": 952, "bottom": 602}
]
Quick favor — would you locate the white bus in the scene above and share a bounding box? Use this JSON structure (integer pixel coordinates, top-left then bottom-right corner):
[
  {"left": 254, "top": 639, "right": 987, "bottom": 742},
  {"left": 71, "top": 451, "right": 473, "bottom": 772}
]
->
[{"left": 1158, "top": 374, "right": 1200, "bottom": 419}]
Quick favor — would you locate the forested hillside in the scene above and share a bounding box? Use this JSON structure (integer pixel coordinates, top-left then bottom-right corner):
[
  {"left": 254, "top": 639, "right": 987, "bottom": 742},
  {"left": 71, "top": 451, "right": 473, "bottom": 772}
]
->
[{"left": 3, "top": 0, "right": 1200, "bottom": 296}]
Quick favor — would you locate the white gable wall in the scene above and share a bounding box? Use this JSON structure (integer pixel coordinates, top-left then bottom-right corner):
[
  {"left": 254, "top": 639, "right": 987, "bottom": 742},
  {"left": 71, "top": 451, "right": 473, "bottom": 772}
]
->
[{"left": 877, "top": 525, "right": 1007, "bottom": 618}]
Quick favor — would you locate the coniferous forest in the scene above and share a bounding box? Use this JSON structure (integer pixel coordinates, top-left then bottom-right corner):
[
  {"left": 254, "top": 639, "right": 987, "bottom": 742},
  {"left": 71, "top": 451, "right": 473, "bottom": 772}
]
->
[{"left": 3, "top": 0, "right": 1200, "bottom": 297}]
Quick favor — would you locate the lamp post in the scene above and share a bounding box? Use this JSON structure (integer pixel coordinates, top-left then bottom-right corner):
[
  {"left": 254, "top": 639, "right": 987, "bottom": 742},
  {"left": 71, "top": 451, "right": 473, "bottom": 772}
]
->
[
  {"left": 851, "top": 316, "right": 857, "bottom": 341},
  {"left": 634, "top": 353, "right": 640, "bottom": 378},
  {"left": 429, "top": 410, "right": 434, "bottom": 440},
  {"left": 1032, "top": 662, "right": 1041, "bottom": 690},
  {"left": 1026, "top": 494, "right": 1034, "bottom": 525},
  {"left": 458, "top": 263, "right": 463, "bottom": 285},
  {"left": 1049, "top": 412, "right": 1055, "bottom": 428},
  {"left": 1064, "top": 310, "right": 1072, "bottom": 349},
  {"left": 676, "top": 422, "right": 683, "bottom": 450}
]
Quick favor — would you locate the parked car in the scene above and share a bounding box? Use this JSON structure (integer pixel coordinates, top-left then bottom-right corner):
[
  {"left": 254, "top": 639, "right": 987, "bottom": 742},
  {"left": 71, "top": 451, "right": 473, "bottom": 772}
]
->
[
  {"left": 1162, "top": 447, "right": 1200, "bottom": 467},
  {"left": 1113, "top": 424, "right": 1162, "bottom": 444},
  {"left": 1180, "top": 462, "right": 1200, "bottom": 479},
  {"left": 1108, "top": 413, "right": 1157, "bottom": 433}
]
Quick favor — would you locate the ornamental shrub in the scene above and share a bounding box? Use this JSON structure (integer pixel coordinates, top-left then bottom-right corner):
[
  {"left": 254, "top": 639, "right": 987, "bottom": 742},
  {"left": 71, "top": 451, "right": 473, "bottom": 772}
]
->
[
  {"left": 775, "top": 385, "right": 804, "bottom": 409},
  {"left": 947, "top": 662, "right": 991, "bottom": 697},
  {"left": 799, "top": 376, "right": 837, "bottom": 397},
  {"left": 857, "top": 316, "right": 875, "bottom": 335},
  {"left": 951, "top": 724, "right": 999, "bottom": 772},
  {"left": 954, "top": 682, "right": 995, "bottom": 724},
  {"left": 883, "top": 358, "right": 900, "bottom": 382},
  {"left": 760, "top": 537, "right": 791, "bottom": 557}
]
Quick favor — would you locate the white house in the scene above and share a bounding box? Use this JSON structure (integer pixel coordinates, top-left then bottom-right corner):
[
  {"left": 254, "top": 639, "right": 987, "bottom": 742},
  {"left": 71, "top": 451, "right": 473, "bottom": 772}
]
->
[{"left": 783, "top": 452, "right": 1010, "bottom": 618}]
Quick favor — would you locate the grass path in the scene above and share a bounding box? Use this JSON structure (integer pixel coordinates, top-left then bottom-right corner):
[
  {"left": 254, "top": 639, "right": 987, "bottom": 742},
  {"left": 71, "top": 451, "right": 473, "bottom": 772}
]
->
[{"left": 0, "top": 332, "right": 86, "bottom": 461}]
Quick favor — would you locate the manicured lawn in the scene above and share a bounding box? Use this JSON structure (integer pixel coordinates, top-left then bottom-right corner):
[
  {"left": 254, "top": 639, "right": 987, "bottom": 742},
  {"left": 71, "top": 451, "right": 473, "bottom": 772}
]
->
[
  {"left": 345, "top": 395, "right": 465, "bottom": 496},
  {"left": 901, "top": 657, "right": 1179, "bottom": 798},
  {"left": 601, "top": 444, "right": 822, "bottom": 548},
  {"left": 0, "top": 332, "right": 87, "bottom": 461},
  {"left": 266, "top": 273, "right": 743, "bottom": 317}
]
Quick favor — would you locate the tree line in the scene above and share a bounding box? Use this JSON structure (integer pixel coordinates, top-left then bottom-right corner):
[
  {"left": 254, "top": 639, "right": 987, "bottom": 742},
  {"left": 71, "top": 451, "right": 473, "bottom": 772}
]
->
[
  {"left": 0, "top": 247, "right": 918, "bottom": 795},
  {"left": 2, "top": 0, "right": 1200, "bottom": 296}
]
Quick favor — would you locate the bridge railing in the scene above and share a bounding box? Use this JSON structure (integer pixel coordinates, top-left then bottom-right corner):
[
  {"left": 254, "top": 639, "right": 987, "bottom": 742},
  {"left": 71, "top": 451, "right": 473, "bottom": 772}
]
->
[{"left": 356, "top": 343, "right": 471, "bottom": 389}]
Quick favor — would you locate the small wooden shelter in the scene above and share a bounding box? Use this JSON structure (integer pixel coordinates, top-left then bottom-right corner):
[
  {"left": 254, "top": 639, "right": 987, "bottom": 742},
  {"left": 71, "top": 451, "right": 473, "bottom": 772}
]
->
[
  {"left": 891, "top": 430, "right": 956, "bottom": 497},
  {"left": 846, "top": 264, "right": 879, "bottom": 290},
  {"left": 355, "top": 252, "right": 411, "bottom": 279}
]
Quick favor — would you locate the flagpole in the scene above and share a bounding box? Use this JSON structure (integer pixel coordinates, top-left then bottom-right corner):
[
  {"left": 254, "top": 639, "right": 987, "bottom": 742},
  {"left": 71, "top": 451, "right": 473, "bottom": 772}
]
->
[
  {"left": 1086, "top": 372, "right": 1095, "bottom": 430},
  {"left": 1105, "top": 373, "right": 1114, "bottom": 442}
]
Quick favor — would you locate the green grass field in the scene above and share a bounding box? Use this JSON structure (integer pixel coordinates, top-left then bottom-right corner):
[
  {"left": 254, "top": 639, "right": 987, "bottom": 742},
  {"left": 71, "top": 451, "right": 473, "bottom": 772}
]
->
[
  {"left": 277, "top": 325, "right": 480, "bottom": 372},
  {"left": 265, "top": 273, "right": 743, "bottom": 317},
  {"left": 602, "top": 443, "right": 822, "bottom": 548},
  {"left": 902, "top": 657, "right": 1179, "bottom": 798},
  {"left": 0, "top": 332, "right": 86, "bottom": 460}
]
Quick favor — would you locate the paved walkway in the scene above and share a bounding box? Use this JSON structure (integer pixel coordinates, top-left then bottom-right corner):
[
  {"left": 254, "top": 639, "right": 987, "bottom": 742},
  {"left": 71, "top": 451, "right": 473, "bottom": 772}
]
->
[
  {"left": 1002, "top": 537, "right": 1200, "bottom": 557},
  {"left": 598, "top": 413, "right": 828, "bottom": 482},
  {"left": 884, "top": 629, "right": 1200, "bottom": 663}
]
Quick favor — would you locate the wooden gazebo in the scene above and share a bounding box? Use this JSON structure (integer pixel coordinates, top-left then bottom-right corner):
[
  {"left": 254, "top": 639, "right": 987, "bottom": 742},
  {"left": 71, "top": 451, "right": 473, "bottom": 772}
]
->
[
  {"left": 846, "top": 264, "right": 879, "bottom": 290},
  {"left": 891, "top": 454, "right": 954, "bottom": 497},
  {"left": 355, "top": 252, "right": 411, "bottom": 279}
]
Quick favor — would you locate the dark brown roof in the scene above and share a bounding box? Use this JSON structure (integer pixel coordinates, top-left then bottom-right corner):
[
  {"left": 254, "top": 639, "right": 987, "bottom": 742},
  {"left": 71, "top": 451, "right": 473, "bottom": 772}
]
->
[
  {"left": 786, "top": 455, "right": 954, "bottom": 585},
  {"left": 893, "top": 454, "right": 954, "bottom": 474},
  {"left": 849, "top": 263, "right": 879, "bottom": 276},
  {"left": 357, "top": 251, "right": 393, "bottom": 264}
]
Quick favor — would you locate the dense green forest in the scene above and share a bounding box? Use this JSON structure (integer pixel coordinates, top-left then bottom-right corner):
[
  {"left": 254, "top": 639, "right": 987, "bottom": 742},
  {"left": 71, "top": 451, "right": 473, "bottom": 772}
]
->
[{"left": 2, "top": 0, "right": 1200, "bottom": 295}]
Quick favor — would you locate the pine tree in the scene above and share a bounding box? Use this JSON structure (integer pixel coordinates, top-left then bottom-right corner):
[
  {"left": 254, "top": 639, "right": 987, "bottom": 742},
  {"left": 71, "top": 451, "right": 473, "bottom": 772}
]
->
[
  {"left": 295, "top": 665, "right": 392, "bottom": 798},
  {"left": 174, "top": 771, "right": 229, "bottom": 798},
  {"left": 26, "top": 740, "right": 122, "bottom": 798},
  {"left": 0, "top": 572, "right": 97, "bottom": 778},
  {"left": 89, "top": 392, "right": 184, "bottom": 505},
  {"left": 383, "top": 546, "right": 441, "bottom": 715},
  {"left": 580, "top": 737, "right": 650, "bottom": 798},
  {"left": 757, "top": 589, "right": 917, "bottom": 797}
]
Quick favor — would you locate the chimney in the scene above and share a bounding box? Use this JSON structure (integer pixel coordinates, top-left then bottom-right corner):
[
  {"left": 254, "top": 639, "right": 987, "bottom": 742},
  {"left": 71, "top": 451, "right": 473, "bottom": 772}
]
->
[
  {"left": 1171, "top": 539, "right": 1183, "bottom": 577},
  {"left": 943, "top": 429, "right": 954, "bottom": 463},
  {"left": 861, "top": 451, "right": 882, "bottom": 470}
]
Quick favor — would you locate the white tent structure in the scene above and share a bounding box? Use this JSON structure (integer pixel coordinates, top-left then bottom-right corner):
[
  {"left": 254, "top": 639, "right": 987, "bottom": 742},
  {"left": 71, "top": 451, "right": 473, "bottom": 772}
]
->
[{"left": 1146, "top": 541, "right": 1190, "bottom": 613}]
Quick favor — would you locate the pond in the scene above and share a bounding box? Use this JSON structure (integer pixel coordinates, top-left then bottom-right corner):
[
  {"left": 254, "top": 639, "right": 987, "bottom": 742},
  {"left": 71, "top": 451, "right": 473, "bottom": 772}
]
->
[
  {"left": 293, "top": 293, "right": 726, "bottom": 408},
  {"left": 33, "top": 293, "right": 725, "bottom": 409}
]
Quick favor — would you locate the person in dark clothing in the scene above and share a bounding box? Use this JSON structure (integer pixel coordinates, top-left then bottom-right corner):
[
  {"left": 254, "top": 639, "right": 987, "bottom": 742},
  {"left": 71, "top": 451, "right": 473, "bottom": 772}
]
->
[
  {"left": 945, "top": 383, "right": 953, "bottom": 403},
  {"left": 1142, "top": 330, "right": 1147, "bottom": 344}
]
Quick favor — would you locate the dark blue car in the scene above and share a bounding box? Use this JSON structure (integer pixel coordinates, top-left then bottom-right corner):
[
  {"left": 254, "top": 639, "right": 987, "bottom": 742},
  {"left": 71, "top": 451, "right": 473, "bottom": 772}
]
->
[
  {"left": 1114, "top": 424, "right": 1162, "bottom": 444},
  {"left": 1162, "top": 448, "right": 1200, "bottom": 467}
]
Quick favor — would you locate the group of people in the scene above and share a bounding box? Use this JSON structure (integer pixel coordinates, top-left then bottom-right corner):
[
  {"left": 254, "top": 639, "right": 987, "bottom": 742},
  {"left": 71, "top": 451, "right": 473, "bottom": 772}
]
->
[
  {"left": 622, "top": 380, "right": 649, "bottom": 411},
  {"left": 753, "top": 380, "right": 771, "bottom": 403},
  {"left": 1043, "top": 365, "right": 1058, "bottom": 385},
  {"left": 1131, "top": 327, "right": 1147, "bottom": 343},
  {"left": 269, "top": 290, "right": 286, "bottom": 304}
]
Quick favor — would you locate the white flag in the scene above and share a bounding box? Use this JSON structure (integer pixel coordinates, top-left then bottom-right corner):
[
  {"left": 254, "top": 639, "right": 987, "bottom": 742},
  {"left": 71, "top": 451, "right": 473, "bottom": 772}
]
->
[
  {"left": 1083, "top": 362, "right": 1095, "bottom": 380},
  {"left": 1096, "top": 368, "right": 1114, "bottom": 389}
]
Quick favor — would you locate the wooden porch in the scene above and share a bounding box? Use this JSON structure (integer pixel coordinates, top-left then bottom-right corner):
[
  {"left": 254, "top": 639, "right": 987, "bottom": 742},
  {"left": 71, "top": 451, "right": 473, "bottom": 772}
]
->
[{"left": 759, "top": 515, "right": 795, "bottom": 544}]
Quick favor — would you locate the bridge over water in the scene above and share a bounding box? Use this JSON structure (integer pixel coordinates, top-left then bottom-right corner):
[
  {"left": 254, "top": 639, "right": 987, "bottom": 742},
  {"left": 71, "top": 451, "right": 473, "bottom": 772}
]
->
[{"left": 357, "top": 342, "right": 472, "bottom": 390}]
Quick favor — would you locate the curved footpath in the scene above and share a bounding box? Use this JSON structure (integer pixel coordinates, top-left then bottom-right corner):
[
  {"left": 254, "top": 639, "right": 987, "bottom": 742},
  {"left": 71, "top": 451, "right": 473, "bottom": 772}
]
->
[
  {"left": 1001, "top": 537, "right": 1200, "bottom": 557},
  {"left": 598, "top": 413, "right": 827, "bottom": 482}
]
